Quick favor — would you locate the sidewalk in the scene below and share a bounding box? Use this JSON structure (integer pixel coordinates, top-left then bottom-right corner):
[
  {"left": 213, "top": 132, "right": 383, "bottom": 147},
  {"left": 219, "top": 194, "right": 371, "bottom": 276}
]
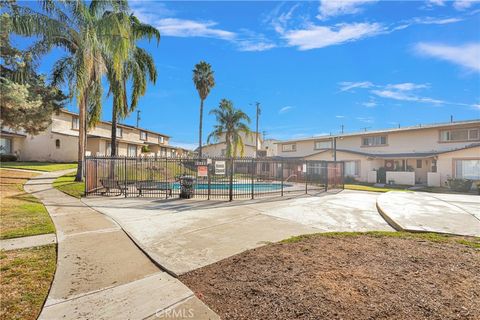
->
[
  {"left": 24, "top": 170, "right": 218, "bottom": 320},
  {"left": 0, "top": 233, "right": 56, "bottom": 251}
]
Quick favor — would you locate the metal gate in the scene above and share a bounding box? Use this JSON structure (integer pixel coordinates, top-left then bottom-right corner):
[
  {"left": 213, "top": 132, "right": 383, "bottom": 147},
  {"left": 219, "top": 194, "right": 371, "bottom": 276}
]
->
[{"left": 85, "top": 156, "right": 344, "bottom": 200}]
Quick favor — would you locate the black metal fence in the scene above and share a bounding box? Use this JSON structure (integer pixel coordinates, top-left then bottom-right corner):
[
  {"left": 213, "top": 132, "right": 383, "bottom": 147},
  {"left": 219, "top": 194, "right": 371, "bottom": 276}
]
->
[{"left": 85, "top": 156, "right": 344, "bottom": 200}]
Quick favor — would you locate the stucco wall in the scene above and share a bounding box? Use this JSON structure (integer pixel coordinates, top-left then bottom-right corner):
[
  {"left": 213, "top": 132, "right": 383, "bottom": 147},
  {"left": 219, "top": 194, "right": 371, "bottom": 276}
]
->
[
  {"left": 436, "top": 146, "right": 480, "bottom": 186},
  {"left": 20, "top": 128, "right": 78, "bottom": 162}
]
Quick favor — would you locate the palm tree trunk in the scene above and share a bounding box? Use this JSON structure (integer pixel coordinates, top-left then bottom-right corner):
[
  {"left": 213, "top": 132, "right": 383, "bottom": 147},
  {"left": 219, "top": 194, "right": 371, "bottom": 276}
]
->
[
  {"left": 199, "top": 99, "right": 204, "bottom": 158},
  {"left": 75, "top": 92, "right": 87, "bottom": 182},
  {"left": 111, "top": 104, "right": 117, "bottom": 156}
]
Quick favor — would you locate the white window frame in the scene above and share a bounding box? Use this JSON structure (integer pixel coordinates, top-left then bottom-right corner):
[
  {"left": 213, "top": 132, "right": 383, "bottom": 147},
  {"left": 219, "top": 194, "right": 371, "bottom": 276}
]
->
[
  {"left": 127, "top": 144, "right": 137, "bottom": 157},
  {"left": 140, "top": 131, "right": 147, "bottom": 141},
  {"left": 440, "top": 128, "right": 480, "bottom": 142},
  {"left": 314, "top": 140, "right": 332, "bottom": 150},
  {"left": 0, "top": 137, "right": 12, "bottom": 154},
  {"left": 116, "top": 127, "right": 123, "bottom": 138},
  {"left": 361, "top": 135, "right": 387, "bottom": 147},
  {"left": 344, "top": 160, "right": 360, "bottom": 177},
  {"left": 282, "top": 143, "right": 296, "bottom": 152},
  {"left": 72, "top": 116, "right": 80, "bottom": 130},
  {"left": 158, "top": 136, "right": 164, "bottom": 144},
  {"left": 454, "top": 159, "right": 480, "bottom": 180}
]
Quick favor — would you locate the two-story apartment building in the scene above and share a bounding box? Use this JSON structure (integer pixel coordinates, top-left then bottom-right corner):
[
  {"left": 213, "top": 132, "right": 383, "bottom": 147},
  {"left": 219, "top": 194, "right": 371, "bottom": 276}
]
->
[
  {"left": 201, "top": 132, "right": 270, "bottom": 157},
  {"left": 275, "top": 119, "right": 480, "bottom": 187},
  {"left": 0, "top": 109, "right": 189, "bottom": 162}
]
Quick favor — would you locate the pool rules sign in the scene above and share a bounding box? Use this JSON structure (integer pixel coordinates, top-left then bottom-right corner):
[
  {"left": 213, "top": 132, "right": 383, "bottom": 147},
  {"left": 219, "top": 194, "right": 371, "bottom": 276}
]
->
[{"left": 215, "top": 161, "right": 226, "bottom": 175}]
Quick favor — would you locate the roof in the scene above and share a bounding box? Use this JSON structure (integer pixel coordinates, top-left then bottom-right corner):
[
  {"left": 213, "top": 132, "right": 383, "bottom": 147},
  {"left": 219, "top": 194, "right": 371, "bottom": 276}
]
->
[
  {"left": 59, "top": 109, "right": 171, "bottom": 138},
  {"left": 291, "top": 143, "right": 480, "bottom": 159},
  {"left": 274, "top": 119, "right": 480, "bottom": 144},
  {"left": 1, "top": 130, "right": 26, "bottom": 138}
]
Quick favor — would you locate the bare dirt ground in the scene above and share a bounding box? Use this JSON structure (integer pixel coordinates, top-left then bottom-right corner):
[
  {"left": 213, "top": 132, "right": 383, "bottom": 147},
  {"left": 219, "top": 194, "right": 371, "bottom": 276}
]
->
[{"left": 180, "top": 233, "right": 480, "bottom": 320}]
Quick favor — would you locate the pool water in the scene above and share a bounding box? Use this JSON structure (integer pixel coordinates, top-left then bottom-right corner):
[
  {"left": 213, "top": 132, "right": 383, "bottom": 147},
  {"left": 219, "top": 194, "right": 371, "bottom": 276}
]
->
[{"left": 172, "top": 182, "right": 290, "bottom": 191}]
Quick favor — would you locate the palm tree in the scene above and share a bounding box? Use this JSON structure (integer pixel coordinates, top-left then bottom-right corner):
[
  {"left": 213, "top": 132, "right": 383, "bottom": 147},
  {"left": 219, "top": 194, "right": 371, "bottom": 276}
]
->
[
  {"left": 207, "top": 99, "right": 251, "bottom": 158},
  {"left": 193, "top": 61, "right": 215, "bottom": 158},
  {"left": 106, "top": 15, "right": 160, "bottom": 156},
  {"left": 7, "top": 0, "right": 133, "bottom": 181}
]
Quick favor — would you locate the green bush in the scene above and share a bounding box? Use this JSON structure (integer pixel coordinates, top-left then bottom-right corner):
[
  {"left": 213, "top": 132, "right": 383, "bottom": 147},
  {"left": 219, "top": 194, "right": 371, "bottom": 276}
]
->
[
  {"left": 447, "top": 178, "right": 473, "bottom": 192},
  {"left": 0, "top": 154, "right": 17, "bottom": 162},
  {"left": 344, "top": 176, "right": 357, "bottom": 184}
]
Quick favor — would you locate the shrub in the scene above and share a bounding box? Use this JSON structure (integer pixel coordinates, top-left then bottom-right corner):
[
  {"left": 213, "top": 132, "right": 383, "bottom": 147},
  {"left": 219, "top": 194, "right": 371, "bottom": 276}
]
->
[
  {"left": 141, "top": 145, "right": 150, "bottom": 153},
  {"left": 0, "top": 154, "right": 17, "bottom": 162},
  {"left": 447, "top": 178, "right": 473, "bottom": 193},
  {"left": 344, "top": 176, "right": 357, "bottom": 184}
]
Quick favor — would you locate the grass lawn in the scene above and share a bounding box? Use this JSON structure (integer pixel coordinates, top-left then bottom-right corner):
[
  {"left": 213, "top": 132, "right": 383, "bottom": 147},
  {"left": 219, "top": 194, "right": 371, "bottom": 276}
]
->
[
  {"left": 0, "top": 169, "right": 55, "bottom": 239},
  {"left": 53, "top": 172, "right": 84, "bottom": 198},
  {"left": 0, "top": 162, "right": 77, "bottom": 172},
  {"left": 182, "top": 231, "right": 480, "bottom": 320},
  {"left": 0, "top": 245, "right": 56, "bottom": 320},
  {"left": 344, "top": 183, "right": 411, "bottom": 193}
]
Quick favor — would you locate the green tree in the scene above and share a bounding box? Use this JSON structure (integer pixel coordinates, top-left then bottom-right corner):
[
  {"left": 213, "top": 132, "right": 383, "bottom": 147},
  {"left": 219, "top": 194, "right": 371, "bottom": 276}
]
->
[
  {"left": 193, "top": 61, "right": 215, "bottom": 158},
  {"left": 0, "top": 12, "right": 65, "bottom": 134},
  {"left": 6, "top": 0, "right": 134, "bottom": 181},
  {"left": 106, "top": 15, "right": 159, "bottom": 156},
  {"left": 207, "top": 99, "right": 251, "bottom": 158}
]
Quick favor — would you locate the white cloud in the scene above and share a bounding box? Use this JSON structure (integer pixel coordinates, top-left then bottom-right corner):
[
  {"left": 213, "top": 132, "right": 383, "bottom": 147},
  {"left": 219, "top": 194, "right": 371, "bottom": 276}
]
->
[
  {"left": 279, "top": 106, "right": 294, "bottom": 114},
  {"left": 386, "top": 83, "right": 429, "bottom": 91},
  {"left": 414, "top": 42, "right": 480, "bottom": 72},
  {"left": 362, "top": 101, "right": 377, "bottom": 108},
  {"left": 426, "top": 0, "right": 446, "bottom": 6},
  {"left": 453, "top": 0, "right": 480, "bottom": 10},
  {"left": 154, "top": 18, "right": 235, "bottom": 40},
  {"left": 169, "top": 141, "right": 196, "bottom": 150},
  {"left": 317, "top": 0, "right": 378, "bottom": 20},
  {"left": 339, "top": 81, "right": 374, "bottom": 92},
  {"left": 335, "top": 115, "right": 345, "bottom": 118},
  {"left": 472, "top": 103, "right": 480, "bottom": 110},
  {"left": 371, "top": 89, "right": 445, "bottom": 104},
  {"left": 356, "top": 116, "right": 374, "bottom": 123},
  {"left": 284, "top": 22, "right": 384, "bottom": 50}
]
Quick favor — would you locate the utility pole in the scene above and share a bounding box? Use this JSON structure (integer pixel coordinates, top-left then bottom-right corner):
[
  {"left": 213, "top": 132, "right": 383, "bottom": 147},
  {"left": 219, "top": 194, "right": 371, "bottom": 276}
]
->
[
  {"left": 341, "top": 124, "right": 344, "bottom": 134},
  {"left": 255, "top": 102, "right": 261, "bottom": 158},
  {"left": 136, "top": 110, "right": 141, "bottom": 128}
]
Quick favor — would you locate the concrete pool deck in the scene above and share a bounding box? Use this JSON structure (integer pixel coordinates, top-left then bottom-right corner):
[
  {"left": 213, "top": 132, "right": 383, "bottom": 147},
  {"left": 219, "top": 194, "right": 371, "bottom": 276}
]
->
[{"left": 83, "top": 190, "right": 393, "bottom": 275}]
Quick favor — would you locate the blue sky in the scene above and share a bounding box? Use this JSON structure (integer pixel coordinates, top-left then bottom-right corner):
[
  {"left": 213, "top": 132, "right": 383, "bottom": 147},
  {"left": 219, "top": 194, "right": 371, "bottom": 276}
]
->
[{"left": 24, "top": 1, "right": 480, "bottom": 148}]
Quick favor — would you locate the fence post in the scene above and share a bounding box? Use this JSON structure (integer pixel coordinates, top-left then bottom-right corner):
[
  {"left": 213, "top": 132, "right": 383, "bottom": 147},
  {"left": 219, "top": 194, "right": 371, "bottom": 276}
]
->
[
  {"left": 84, "top": 157, "right": 88, "bottom": 197},
  {"left": 124, "top": 157, "right": 127, "bottom": 198},
  {"left": 207, "top": 161, "right": 211, "bottom": 200},
  {"left": 229, "top": 158, "right": 234, "bottom": 201},
  {"left": 165, "top": 157, "right": 168, "bottom": 199},
  {"left": 305, "top": 160, "right": 308, "bottom": 194},
  {"left": 324, "top": 162, "right": 328, "bottom": 192},
  {"left": 281, "top": 160, "right": 284, "bottom": 197},
  {"left": 251, "top": 158, "right": 254, "bottom": 200}
]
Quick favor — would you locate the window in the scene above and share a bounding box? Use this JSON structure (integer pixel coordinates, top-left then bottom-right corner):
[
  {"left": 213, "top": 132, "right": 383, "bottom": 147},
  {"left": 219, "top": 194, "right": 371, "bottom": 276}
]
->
[
  {"left": 116, "top": 127, "right": 123, "bottom": 138},
  {"left": 344, "top": 161, "right": 360, "bottom": 177},
  {"left": 140, "top": 131, "right": 147, "bottom": 141},
  {"left": 314, "top": 140, "right": 332, "bottom": 150},
  {"left": 106, "top": 142, "right": 119, "bottom": 156},
  {"left": 261, "top": 163, "right": 270, "bottom": 172},
  {"left": 159, "top": 136, "right": 164, "bottom": 144},
  {"left": 72, "top": 117, "right": 79, "bottom": 130},
  {"left": 455, "top": 160, "right": 480, "bottom": 179},
  {"left": 55, "top": 139, "right": 61, "bottom": 149},
  {"left": 416, "top": 159, "right": 422, "bottom": 168},
  {"left": 0, "top": 138, "right": 12, "bottom": 154},
  {"left": 307, "top": 162, "right": 323, "bottom": 175},
  {"left": 440, "top": 128, "right": 480, "bottom": 142},
  {"left": 127, "top": 144, "right": 137, "bottom": 157},
  {"left": 282, "top": 143, "right": 296, "bottom": 152},
  {"left": 362, "top": 135, "right": 387, "bottom": 147}
]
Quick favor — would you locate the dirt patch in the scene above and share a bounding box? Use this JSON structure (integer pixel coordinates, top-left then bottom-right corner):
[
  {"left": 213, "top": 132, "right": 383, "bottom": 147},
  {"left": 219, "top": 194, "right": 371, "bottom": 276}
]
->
[{"left": 180, "top": 233, "right": 480, "bottom": 320}]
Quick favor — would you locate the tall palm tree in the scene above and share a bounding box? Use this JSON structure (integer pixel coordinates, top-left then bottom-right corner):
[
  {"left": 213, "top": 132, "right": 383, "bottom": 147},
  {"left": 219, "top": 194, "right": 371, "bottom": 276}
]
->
[
  {"left": 7, "top": 0, "right": 133, "bottom": 181},
  {"left": 207, "top": 99, "right": 251, "bottom": 158},
  {"left": 106, "top": 15, "right": 160, "bottom": 156},
  {"left": 193, "top": 61, "right": 215, "bottom": 158}
]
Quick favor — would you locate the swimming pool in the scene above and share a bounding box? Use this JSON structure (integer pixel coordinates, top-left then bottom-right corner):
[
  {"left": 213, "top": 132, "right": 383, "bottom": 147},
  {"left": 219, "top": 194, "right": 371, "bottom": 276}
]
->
[{"left": 172, "top": 182, "right": 291, "bottom": 191}]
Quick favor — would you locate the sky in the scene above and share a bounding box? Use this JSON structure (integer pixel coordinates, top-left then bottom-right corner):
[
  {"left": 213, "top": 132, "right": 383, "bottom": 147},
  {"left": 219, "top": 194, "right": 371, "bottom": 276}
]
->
[{"left": 19, "top": 0, "right": 480, "bottom": 149}]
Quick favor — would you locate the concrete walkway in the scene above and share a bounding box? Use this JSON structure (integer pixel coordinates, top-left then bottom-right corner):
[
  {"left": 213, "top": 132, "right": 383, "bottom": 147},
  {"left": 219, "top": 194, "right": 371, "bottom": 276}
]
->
[
  {"left": 377, "top": 191, "right": 480, "bottom": 237},
  {"left": 83, "top": 190, "right": 392, "bottom": 275},
  {"left": 24, "top": 170, "right": 218, "bottom": 320},
  {"left": 0, "top": 233, "right": 56, "bottom": 251}
]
